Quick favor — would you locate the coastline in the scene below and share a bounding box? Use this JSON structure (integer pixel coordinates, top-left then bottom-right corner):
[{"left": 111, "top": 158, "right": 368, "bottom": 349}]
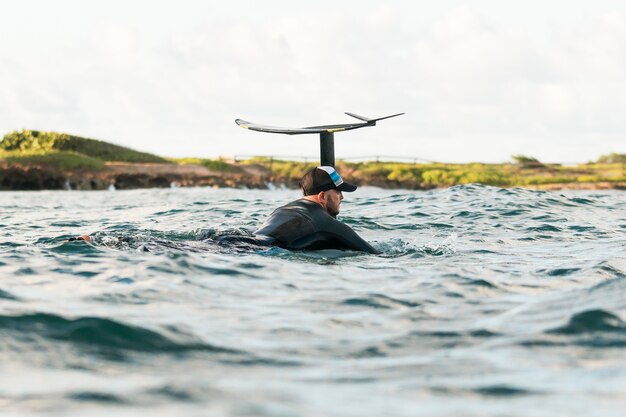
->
[
  {"left": 3, "top": 130, "right": 625, "bottom": 192},
  {"left": 2, "top": 161, "right": 625, "bottom": 191}
]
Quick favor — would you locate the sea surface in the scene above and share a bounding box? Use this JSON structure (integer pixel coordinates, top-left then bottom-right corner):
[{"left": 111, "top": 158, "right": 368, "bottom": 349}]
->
[{"left": 1, "top": 185, "right": 626, "bottom": 417}]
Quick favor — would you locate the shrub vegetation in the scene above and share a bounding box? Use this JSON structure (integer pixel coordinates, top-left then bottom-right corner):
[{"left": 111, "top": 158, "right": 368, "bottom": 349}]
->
[
  {"left": 597, "top": 153, "right": 626, "bottom": 164},
  {"left": 169, "top": 157, "right": 241, "bottom": 172},
  {"left": 237, "top": 157, "right": 626, "bottom": 188}
]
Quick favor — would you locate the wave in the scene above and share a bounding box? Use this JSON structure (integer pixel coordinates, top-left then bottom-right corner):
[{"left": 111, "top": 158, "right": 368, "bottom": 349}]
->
[
  {"left": 547, "top": 309, "right": 626, "bottom": 335},
  {"left": 341, "top": 293, "right": 421, "bottom": 310},
  {"left": 0, "top": 312, "right": 238, "bottom": 355},
  {"left": 68, "top": 391, "right": 128, "bottom": 404},
  {"left": 515, "top": 309, "right": 626, "bottom": 349},
  {"left": 0, "top": 288, "right": 19, "bottom": 300},
  {"left": 536, "top": 267, "right": 582, "bottom": 277},
  {"left": 472, "top": 385, "right": 536, "bottom": 397}
]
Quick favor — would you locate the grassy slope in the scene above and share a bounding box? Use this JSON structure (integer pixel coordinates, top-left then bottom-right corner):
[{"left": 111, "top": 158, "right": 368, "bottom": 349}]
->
[
  {"left": 0, "top": 149, "right": 105, "bottom": 171},
  {"left": 0, "top": 130, "right": 167, "bottom": 168}
]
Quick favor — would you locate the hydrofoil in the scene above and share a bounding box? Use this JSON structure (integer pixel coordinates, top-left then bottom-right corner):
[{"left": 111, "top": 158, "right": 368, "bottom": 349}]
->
[{"left": 235, "top": 112, "right": 404, "bottom": 167}]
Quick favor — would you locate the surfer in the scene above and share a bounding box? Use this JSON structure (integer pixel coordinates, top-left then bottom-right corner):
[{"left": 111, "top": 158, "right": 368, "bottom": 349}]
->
[
  {"left": 251, "top": 166, "right": 379, "bottom": 254},
  {"left": 71, "top": 167, "right": 378, "bottom": 253}
]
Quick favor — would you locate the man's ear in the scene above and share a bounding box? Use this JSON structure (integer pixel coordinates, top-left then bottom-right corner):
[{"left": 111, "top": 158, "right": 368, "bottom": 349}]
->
[{"left": 317, "top": 191, "right": 326, "bottom": 202}]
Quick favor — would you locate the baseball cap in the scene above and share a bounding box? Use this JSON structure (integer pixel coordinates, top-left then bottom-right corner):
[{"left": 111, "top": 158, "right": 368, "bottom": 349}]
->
[{"left": 300, "top": 166, "right": 357, "bottom": 195}]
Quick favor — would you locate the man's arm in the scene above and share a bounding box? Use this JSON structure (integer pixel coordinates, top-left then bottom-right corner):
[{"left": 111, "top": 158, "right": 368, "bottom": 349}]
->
[{"left": 327, "top": 219, "right": 380, "bottom": 254}]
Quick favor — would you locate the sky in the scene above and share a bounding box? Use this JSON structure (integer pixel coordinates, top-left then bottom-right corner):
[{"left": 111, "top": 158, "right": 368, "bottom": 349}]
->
[{"left": 1, "top": 0, "right": 625, "bottom": 163}]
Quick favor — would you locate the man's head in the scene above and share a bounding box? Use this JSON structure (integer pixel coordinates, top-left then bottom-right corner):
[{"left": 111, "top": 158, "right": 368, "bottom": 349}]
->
[{"left": 300, "top": 166, "right": 357, "bottom": 216}]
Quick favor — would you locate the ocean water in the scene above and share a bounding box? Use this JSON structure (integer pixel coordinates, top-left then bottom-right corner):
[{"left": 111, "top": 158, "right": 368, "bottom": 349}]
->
[{"left": 1, "top": 185, "right": 626, "bottom": 417}]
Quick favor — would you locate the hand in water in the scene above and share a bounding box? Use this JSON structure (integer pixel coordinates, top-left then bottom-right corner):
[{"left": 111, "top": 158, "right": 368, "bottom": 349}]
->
[{"left": 68, "top": 235, "right": 92, "bottom": 242}]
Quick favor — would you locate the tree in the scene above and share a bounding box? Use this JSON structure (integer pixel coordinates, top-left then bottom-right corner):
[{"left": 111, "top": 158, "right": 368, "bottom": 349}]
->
[
  {"left": 596, "top": 153, "right": 626, "bottom": 164},
  {"left": 511, "top": 155, "right": 545, "bottom": 169}
]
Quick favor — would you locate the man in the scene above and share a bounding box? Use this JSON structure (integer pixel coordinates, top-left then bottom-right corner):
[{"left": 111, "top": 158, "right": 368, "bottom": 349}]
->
[
  {"left": 75, "top": 166, "right": 379, "bottom": 253},
  {"left": 254, "top": 166, "right": 379, "bottom": 254}
]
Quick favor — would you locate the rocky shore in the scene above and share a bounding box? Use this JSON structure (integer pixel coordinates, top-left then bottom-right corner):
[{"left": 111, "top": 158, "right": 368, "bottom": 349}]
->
[{"left": 0, "top": 162, "right": 298, "bottom": 191}]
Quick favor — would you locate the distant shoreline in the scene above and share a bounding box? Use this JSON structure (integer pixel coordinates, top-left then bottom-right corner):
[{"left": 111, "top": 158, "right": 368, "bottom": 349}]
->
[
  {"left": 2, "top": 161, "right": 626, "bottom": 191},
  {"left": 2, "top": 130, "right": 626, "bottom": 191}
]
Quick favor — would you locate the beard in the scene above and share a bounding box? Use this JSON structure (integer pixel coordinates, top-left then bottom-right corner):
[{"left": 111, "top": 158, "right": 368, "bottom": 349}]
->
[{"left": 326, "top": 205, "right": 340, "bottom": 218}]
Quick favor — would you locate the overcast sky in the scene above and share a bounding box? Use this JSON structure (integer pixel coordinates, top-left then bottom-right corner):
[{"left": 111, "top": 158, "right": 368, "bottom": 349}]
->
[{"left": 1, "top": 0, "right": 625, "bottom": 163}]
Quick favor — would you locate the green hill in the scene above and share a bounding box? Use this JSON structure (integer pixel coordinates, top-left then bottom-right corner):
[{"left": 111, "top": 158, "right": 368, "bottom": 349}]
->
[{"left": 1, "top": 130, "right": 167, "bottom": 164}]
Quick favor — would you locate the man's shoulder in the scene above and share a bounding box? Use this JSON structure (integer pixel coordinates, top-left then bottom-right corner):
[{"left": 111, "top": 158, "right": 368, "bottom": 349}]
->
[
  {"left": 265, "top": 199, "right": 316, "bottom": 223},
  {"left": 282, "top": 198, "right": 318, "bottom": 208},
  {"left": 270, "top": 198, "right": 335, "bottom": 230},
  {"left": 255, "top": 199, "right": 317, "bottom": 242}
]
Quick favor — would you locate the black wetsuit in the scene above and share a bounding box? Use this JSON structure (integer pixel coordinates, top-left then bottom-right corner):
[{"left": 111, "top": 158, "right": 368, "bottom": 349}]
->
[{"left": 254, "top": 199, "right": 379, "bottom": 254}]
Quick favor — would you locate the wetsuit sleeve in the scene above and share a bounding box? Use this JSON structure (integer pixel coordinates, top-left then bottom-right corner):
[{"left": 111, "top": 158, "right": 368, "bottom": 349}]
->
[
  {"left": 255, "top": 207, "right": 316, "bottom": 246},
  {"left": 324, "top": 218, "right": 380, "bottom": 254}
]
